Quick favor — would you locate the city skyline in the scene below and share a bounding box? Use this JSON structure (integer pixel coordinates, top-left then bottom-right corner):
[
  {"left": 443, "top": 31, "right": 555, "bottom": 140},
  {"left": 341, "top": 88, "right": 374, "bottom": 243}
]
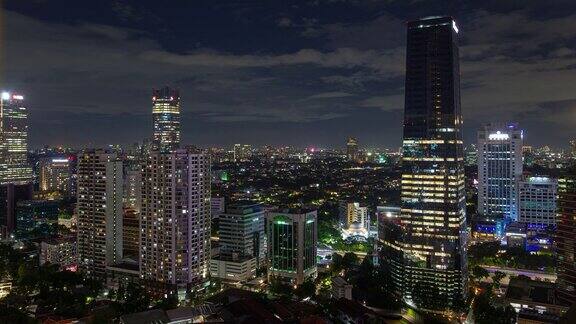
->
[
  {"left": 3, "top": 1, "right": 576, "bottom": 148},
  {"left": 1, "top": 2, "right": 576, "bottom": 322}
]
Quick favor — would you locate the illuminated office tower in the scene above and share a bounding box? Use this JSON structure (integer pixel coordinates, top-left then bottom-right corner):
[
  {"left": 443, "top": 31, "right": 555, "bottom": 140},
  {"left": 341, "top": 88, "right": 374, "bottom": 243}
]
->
[
  {"left": 39, "top": 157, "right": 74, "bottom": 196},
  {"left": 210, "top": 202, "right": 265, "bottom": 282},
  {"left": 517, "top": 176, "right": 557, "bottom": 226},
  {"left": 76, "top": 150, "right": 123, "bottom": 279},
  {"left": 556, "top": 173, "right": 576, "bottom": 305},
  {"left": 0, "top": 92, "right": 33, "bottom": 238},
  {"left": 477, "top": 123, "right": 523, "bottom": 221},
  {"left": 0, "top": 91, "right": 33, "bottom": 185},
  {"left": 267, "top": 209, "right": 317, "bottom": 286},
  {"left": 152, "top": 87, "right": 180, "bottom": 152},
  {"left": 388, "top": 16, "right": 467, "bottom": 311},
  {"left": 140, "top": 149, "right": 211, "bottom": 291}
]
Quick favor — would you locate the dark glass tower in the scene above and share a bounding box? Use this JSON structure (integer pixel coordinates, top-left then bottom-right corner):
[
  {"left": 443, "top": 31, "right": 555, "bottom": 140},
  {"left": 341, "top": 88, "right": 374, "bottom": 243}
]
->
[
  {"left": 556, "top": 171, "right": 576, "bottom": 306},
  {"left": 385, "top": 16, "right": 467, "bottom": 311},
  {"left": 152, "top": 87, "right": 181, "bottom": 153}
]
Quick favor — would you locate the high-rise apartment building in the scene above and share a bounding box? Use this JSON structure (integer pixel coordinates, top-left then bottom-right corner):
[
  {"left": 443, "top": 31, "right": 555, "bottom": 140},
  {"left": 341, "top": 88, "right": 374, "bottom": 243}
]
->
[
  {"left": 210, "top": 202, "right": 265, "bottom": 282},
  {"left": 123, "top": 165, "right": 142, "bottom": 213},
  {"left": 152, "top": 87, "right": 180, "bottom": 153},
  {"left": 477, "top": 123, "right": 523, "bottom": 221},
  {"left": 77, "top": 150, "right": 123, "bottom": 279},
  {"left": 556, "top": 173, "right": 576, "bottom": 306},
  {"left": 386, "top": 16, "right": 467, "bottom": 311},
  {"left": 267, "top": 209, "right": 317, "bottom": 286},
  {"left": 517, "top": 176, "right": 558, "bottom": 226},
  {"left": 40, "top": 236, "right": 77, "bottom": 271},
  {"left": 39, "top": 157, "right": 74, "bottom": 196},
  {"left": 339, "top": 201, "right": 370, "bottom": 238},
  {"left": 123, "top": 208, "right": 140, "bottom": 260},
  {"left": 140, "top": 149, "right": 211, "bottom": 291},
  {"left": 0, "top": 91, "right": 33, "bottom": 185},
  {"left": 339, "top": 201, "right": 369, "bottom": 229}
]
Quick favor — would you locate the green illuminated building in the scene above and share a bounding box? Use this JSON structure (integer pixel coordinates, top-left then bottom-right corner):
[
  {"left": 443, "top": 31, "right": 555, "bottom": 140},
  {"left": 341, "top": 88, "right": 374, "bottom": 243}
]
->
[{"left": 267, "top": 209, "right": 317, "bottom": 285}]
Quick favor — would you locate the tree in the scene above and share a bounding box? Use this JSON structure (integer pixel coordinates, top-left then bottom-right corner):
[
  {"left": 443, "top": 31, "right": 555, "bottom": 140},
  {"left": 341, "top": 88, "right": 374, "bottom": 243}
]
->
[
  {"left": 342, "top": 252, "right": 359, "bottom": 268},
  {"left": 492, "top": 271, "right": 506, "bottom": 287},
  {"left": 472, "top": 266, "right": 490, "bottom": 282},
  {"left": 295, "top": 278, "right": 316, "bottom": 299}
]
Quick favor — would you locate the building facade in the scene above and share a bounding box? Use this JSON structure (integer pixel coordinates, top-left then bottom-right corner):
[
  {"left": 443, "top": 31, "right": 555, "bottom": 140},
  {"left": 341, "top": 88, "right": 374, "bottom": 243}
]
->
[
  {"left": 77, "top": 150, "right": 123, "bottom": 279},
  {"left": 556, "top": 173, "right": 576, "bottom": 306},
  {"left": 140, "top": 149, "right": 211, "bottom": 290},
  {"left": 0, "top": 183, "right": 33, "bottom": 239},
  {"left": 0, "top": 92, "right": 33, "bottom": 239},
  {"left": 15, "top": 200, "right": 59, "bottom": 238},
  {"left": 152, "top": 87, "right": 180, "bottom": 153},
  {"left": 0, "top": 91, "right": 33, "bottom": 185},
  {"left": 517, "top": 176, "right": 558, "bottom": 226},
  {"left": 40, "top": 236, "right": 77, "bottom": 271},
  {"left": 267, "top": 209, "right": 317, "bottom": 286},
  {"left": 339, "top": 202, "right": 370, "bottom": 238},
  {"left": 123, "top": 165, "right": 142, "bottom": 213},
  {"left": 210, "top": 202, "right": 265, "bottom": 282},
  {"left": 39, "top": 157, "right": 74, "bottom": 196},
  {"left": 123, "top": 208, "right": 140, "bottom": 260},
  {"left": 477, "top": 123, "right": 523, "bottom": 221},
  {"left": 387, "top": 16, "right": 467, "bottom": 311}
]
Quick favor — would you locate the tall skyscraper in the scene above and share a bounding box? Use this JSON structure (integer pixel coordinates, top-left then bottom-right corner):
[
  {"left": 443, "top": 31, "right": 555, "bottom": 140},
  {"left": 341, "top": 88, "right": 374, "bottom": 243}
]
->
[
  {"left": 477, "top": 123, "right": 523, "bottom": 221},
  {"left": 556, "top": 173, "right": 576, "bottom": 306},
  {"left": 267, "top": 209, "right": 317, "bottom": 286},
  {"left": 152, "top": 87, "right": 180, "bottom": 153},
  {"left": 140, "top": 149, "right": 211, "bottom": 291},
  {"left": 0, "top": 91, "right": 33, "bottom": 185},
  {"left": 77, "top": 150, "right": 123, "bottom": 279},
  {"left": 0, "top": 92, "right": 33, "bottom": 238},
  {"left": 346, "top": 137, "right": 359, "bottom": 161},
  {"left": 386, "top": 16, "right": 467, "bottom": 311},
  {"left": 210, "top": 202, "right": 265, "bottom": 282}
]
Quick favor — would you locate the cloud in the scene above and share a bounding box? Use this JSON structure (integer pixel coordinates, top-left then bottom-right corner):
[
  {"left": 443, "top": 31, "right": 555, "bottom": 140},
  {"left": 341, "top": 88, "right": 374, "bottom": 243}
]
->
[
  {"left": 277, "top": 17, "right": 293, "bottom": 27},
  {"left": 5, "top": 2, "right": 576, "bottom": 148},
  {"left": 359, "top": 95, "right": 403, "bottom": 111},
  {"left": 306, "top": 91, "right": 355, "bottom": 99},
  {"left": 139, "top": 47, "right": 404, "bottom": 77}
]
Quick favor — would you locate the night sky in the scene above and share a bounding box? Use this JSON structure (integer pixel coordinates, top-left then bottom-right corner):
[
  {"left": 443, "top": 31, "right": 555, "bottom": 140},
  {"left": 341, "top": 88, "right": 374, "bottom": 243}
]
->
[{"left": 3, "top": 0, "right": 576, "bottom": 149}]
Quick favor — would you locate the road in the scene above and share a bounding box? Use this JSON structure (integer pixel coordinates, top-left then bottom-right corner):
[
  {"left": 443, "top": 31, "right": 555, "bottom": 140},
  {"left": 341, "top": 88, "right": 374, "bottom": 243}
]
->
[{"left": 481, "top": 265, "right": 556, "bottom": 284}]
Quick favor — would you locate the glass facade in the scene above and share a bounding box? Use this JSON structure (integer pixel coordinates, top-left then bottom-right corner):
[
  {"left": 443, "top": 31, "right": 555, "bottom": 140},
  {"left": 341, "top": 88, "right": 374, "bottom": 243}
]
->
[
  {"left": 268, "top": 210, "right": 317, "bottom": 285},
  {"left": 0, "top": 92, "right": 33, "bottom": 185},
  {"left": 556, "top": 174, "right": 576, "bottom": 305},
  {"left": 152, "top": 87, "right": 180, "bottom": 153},
  {"left": 384, "top": 16, "right": 467, "bottom": 311},
  {"left": 477, "top": 124, "right": 523, "bottom": 221}
]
